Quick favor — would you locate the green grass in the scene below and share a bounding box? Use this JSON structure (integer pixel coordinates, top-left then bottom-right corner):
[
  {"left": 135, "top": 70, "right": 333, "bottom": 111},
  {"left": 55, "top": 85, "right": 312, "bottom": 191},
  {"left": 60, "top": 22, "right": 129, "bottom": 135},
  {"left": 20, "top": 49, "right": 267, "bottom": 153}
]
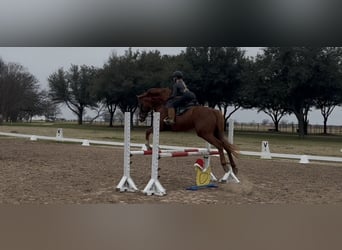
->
[
  {"left": 1, "top": 122, "right": 341, "bottom": 157},
  {"left": 234, "top": 131, "right": 342, "bottom": 156}
]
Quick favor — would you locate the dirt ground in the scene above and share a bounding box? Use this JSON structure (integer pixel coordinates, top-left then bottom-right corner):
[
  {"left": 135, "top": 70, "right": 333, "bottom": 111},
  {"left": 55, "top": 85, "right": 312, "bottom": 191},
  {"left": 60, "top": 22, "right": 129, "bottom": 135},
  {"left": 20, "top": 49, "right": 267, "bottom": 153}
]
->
[{"left": 1, "top": 137, "right": 342, "bottom": 204}]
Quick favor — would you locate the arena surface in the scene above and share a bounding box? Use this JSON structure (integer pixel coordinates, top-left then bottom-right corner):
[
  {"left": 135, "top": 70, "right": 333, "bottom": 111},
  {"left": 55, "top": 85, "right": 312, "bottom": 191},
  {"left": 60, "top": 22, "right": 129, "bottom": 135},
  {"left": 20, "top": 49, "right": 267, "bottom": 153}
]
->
[{"left": 1, "top": 138, "right": 342, "bottom": 204}]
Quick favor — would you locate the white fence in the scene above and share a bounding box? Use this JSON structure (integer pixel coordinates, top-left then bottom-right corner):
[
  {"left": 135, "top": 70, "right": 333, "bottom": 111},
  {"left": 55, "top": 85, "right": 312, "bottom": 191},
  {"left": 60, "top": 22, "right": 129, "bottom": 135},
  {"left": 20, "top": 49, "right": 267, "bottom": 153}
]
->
[{"left": 1, "top": 124, "right": 342, "bottom": 164}]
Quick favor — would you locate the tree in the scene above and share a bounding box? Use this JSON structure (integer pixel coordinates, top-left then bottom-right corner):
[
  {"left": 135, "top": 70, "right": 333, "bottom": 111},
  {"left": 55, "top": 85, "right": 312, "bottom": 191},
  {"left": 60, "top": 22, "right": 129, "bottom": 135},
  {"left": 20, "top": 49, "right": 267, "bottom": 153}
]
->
[
  {"left": 93, "top": 53, "right": 122, "bottom": 127},
  {"left": 95, "top": 49, "right": 169, "bottom": 127},
  {"left": 48, "top": 65, "right": 98, "bottom": 124},
  {"left": 38, "top": 90, "right": 60, "bottom": 121},
  {"left": 182, "top": 47, "right": 212, "bottom": 106},
  {"left": 282, "top": 47, "right": 324, "bottom": 137},
  {"left": 247, "top": 48, "right": 290, "bottom": 132},
  {"left": 213, "top": 47, "right": 249, "bottom": 128},
  {"left": 313, "top": 47, "right": 342, "bottom": 134},
  {"left": 95, "top": 49, "right": 141, "bottom": 127},
  {"left": 250, "top": 47, "right": 336, "bottom": 137},
  {"left": 183, "top": 47, "right": 247, "bottom": 129},
  {"left": 0, "top": 60, "right": 42, "bottom": 122},
  {"left": 136, "top": 49, "right": 168, "bottom": 88},
  {"left": 0, "top": 58, "right": 6, "bottom": 120}
]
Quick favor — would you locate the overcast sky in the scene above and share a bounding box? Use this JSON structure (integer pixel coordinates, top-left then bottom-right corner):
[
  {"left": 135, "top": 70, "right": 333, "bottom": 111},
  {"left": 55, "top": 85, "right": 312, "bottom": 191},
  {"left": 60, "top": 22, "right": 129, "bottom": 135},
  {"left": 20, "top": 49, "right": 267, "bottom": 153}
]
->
[
  {"left": 0, "top": 47, "right": 341, "bottom": 125},
  {"left": 0, "top": 47, "right": 262, "bottom": 89}
]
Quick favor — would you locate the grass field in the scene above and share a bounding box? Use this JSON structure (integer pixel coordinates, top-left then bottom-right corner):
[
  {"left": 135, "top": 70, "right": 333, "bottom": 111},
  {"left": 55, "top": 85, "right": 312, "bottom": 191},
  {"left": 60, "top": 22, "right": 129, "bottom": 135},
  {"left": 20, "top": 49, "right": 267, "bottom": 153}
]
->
[{"left": 1, "top": 122, "right": 341, "bottom": 157}]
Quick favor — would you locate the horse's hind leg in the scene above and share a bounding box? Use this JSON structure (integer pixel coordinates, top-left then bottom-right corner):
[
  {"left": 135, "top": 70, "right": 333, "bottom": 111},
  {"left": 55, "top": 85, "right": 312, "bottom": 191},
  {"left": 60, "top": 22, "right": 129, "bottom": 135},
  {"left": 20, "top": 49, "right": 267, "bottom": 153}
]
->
[
  {"left": 221, "top": 139, "right": 238, "bottom": 175},
  {"left": 197, "top": 133, "right": 229, "bottom": 173}
]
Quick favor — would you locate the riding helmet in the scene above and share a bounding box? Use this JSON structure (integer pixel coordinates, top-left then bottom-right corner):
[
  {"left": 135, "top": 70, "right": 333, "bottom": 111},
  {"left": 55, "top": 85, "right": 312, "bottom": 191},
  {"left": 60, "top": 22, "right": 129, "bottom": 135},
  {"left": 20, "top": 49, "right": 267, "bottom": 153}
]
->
[{"left": 172, "top": 71, "right": 183, "bottom": 79}]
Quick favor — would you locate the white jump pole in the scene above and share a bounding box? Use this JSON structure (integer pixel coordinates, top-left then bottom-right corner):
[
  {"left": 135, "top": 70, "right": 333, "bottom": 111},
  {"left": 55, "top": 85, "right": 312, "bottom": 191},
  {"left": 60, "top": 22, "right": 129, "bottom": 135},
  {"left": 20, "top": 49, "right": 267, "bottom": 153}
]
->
[
  {"left": 204, "top": 142, "right": 218, "bottom": 181},
  {"left": 142, "top": 112, "right": 166, "bottom": 196},
  {"left": 228, "top": 119, "right": 234, "bottom": 144},
  {"left": 116, "top": 112, "right": 139, "bottom": 192}
]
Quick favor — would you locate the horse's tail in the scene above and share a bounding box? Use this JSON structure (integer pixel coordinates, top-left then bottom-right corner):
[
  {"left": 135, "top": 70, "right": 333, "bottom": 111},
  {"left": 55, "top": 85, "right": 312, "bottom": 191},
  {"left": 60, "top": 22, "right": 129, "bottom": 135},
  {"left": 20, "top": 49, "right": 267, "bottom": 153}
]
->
[{"left": 214, "top": 110, "right": 239, "bottom": 158}]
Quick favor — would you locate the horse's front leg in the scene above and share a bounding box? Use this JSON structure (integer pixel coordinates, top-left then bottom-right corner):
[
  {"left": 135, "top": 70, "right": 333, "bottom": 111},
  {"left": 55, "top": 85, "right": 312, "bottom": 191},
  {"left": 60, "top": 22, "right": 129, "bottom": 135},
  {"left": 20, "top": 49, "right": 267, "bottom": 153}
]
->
[{"left": 145, "top": 127, "right": 153, "bottom": 150}]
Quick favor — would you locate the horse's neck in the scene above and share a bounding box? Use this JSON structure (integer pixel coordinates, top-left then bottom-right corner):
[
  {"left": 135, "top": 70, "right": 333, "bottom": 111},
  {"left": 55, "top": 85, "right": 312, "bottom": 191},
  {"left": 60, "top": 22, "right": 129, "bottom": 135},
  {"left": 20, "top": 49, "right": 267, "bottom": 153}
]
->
[
  {"left": 152, "top": 88, "right": 170, "bottom": 102},
  {"left": 151, "top": 90, "right": 169, "bottom": 110},
  {"left": 162, "top": 88, "right": 171, "bottom": 100},
  {"left": 148, "top": 88, "right": 170, "bottom": 116}
]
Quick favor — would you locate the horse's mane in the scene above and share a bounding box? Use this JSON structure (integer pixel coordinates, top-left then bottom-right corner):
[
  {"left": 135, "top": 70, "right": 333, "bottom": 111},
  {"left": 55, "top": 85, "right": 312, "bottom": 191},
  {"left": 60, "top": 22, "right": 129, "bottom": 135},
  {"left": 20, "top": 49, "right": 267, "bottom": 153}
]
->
[
  {"left": 138, "top": 88, "right": 171, "bottom": 106},
  {"left": 146, "top": 88, "right": 171, "bottom": 100}
]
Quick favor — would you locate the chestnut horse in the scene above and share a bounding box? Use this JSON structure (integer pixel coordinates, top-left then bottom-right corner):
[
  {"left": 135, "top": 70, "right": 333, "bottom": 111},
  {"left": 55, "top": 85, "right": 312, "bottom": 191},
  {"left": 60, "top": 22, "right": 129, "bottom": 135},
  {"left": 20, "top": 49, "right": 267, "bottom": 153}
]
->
[{"left": 137, "top": 87, "right": 239, "bottom": 175}]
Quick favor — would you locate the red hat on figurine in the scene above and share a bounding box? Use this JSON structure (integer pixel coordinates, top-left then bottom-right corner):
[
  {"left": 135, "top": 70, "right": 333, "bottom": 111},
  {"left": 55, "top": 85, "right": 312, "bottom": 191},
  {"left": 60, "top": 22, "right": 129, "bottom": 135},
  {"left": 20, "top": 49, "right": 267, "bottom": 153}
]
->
[{"left": 194, "top": 158, "right": 204, "bottom": 170}]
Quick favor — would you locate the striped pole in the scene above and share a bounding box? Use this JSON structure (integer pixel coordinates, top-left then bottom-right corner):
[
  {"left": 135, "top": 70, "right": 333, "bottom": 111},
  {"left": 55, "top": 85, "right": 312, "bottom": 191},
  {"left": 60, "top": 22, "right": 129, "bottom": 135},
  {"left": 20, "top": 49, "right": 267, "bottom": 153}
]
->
[
  {"left": 131, "top": 145, "right": 219, "bottom": 182},
  {"left": 158, "top": 150, "right": 220, "bottom": 158},
  {"left": 130, "top": 148, "right": 221, "bottom": 156}
]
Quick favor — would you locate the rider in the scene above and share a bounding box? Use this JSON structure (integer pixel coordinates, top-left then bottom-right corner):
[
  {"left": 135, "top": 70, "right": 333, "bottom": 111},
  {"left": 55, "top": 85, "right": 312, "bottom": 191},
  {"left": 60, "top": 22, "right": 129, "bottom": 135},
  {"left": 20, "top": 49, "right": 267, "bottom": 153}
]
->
[{"left": 164, "top": 71, "right": 197, "bottom": 125}]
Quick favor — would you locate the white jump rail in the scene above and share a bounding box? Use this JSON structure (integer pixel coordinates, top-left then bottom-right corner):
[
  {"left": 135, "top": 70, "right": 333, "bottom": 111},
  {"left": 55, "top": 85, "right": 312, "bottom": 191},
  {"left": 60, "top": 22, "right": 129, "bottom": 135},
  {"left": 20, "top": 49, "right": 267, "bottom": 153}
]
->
[
  {"left": 1, "top": 120, "right": 342, "bottom": 164},
  {"left": 240, "top": 150, "right": 342, "bottom": 163},
  {"left": 0, "top": 131, "right": 145, "bottom": 148}
]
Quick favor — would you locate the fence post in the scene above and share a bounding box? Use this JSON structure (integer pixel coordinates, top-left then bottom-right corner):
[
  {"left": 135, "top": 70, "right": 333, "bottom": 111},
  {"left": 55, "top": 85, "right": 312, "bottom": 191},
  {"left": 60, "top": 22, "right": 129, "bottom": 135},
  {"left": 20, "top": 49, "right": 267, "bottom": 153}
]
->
[
  {"left": 228, "top": 119, "right": 234, "bottom": 144},
  {"left": 116, "top": 112, "right": 139, "bottom": 192}
]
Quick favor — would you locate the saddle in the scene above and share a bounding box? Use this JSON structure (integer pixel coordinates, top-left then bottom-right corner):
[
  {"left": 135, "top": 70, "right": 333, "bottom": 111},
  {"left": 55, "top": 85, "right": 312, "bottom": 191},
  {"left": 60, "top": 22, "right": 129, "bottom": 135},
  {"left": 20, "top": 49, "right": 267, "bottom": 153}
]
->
[{"left": 176, "top": 100, "right": 199, "bottom": 116}]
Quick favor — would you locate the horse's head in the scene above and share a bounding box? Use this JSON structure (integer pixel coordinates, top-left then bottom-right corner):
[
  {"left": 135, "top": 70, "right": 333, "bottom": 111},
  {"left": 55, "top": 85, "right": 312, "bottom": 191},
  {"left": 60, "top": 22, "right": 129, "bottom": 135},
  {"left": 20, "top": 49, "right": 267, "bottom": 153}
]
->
[
  {"left": 137, "top": 88, "right": 171, "bottom": 122},
  {"left": 137, "top": 92, "right": 153, "bottom": 122}
]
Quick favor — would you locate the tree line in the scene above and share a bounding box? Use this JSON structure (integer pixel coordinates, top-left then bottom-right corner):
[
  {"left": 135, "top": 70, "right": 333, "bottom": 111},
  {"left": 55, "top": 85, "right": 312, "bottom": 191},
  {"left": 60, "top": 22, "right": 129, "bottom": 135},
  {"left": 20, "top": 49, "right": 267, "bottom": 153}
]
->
[
  {"left": 1, "top": 47, "right": 342, "bottom": 137},
  {"left": 0, "top": 58, "right": 59, "bottom": 123}
]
